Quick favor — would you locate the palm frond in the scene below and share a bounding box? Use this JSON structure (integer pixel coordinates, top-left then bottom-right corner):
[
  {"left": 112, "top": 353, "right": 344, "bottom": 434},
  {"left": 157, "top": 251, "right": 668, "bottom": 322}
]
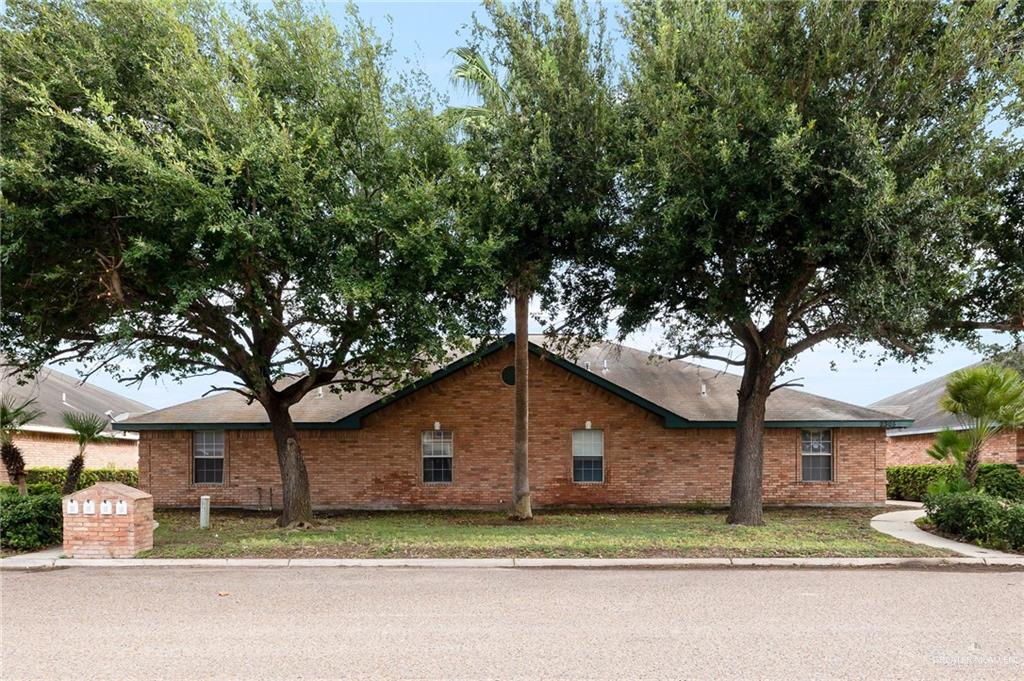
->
[
  {"left": 0, "top": 396, "right": 44, "bottom": 443},
  {"left": 941, "top": 365, "right": 1024, "bottom": 425},
  {"left": 926, "top": 428, "right": 968, "bottom": 464},
  {"left": 61, "top": 411, "right": 113, "bottom": 447},
  {"left": 446, "top": 45, "right": 508, "bottom": 124}
]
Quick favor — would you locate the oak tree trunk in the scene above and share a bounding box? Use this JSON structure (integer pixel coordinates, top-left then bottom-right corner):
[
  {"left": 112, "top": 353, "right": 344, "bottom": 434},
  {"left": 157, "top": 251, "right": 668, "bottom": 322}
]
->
[
  {"left": 510, "top": 290, "right": 532, "bottom": 520},
  {"left": 728, "top": 356, "right": 776, "bottom": 526},
  {"left": 266, "top": 401, "right": 314, "bottom": 527}
]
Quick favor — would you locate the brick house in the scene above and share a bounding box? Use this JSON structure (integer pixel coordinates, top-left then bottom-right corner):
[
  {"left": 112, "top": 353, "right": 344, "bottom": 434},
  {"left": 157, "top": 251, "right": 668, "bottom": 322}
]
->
[
  {"left": 871, "top": 365, "right": 1024, "bottom": 467},
  {"left": 1, "top": 363, "right": 150, "bottom": 482},
  {"left": 115, "top": 335, "right": 909, "bottom": 510}
]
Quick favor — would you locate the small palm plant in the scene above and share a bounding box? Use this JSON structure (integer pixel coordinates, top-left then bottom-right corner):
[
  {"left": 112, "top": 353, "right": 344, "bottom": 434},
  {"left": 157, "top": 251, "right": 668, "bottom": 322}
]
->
[
  {"left": 61, "top": 411, "right": 113, "bottom": 495},
  {"left": 928, "top": 365, "right": 1024, "bottom": 487},
  {"left": 0, "top": 396, "right": 44, "bottom": 495}
]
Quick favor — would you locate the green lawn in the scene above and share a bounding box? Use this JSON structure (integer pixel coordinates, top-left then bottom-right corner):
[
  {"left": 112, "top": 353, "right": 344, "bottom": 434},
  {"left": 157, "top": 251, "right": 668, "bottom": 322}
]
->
[{"left": 143, "top": 507, "right": 950, "bottom": 559}]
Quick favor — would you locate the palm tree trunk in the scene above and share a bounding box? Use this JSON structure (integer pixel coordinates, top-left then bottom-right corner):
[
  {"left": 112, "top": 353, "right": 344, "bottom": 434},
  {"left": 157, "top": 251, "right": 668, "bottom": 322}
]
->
[
  {"left": 963, "top": 445, "right": 981, "bottom": 487},
  {"left": 510, "top": 289, "right": 532, "bottom": 520},
  {"left": 62, "top": 452, "right": 85, "bottom": 495}
]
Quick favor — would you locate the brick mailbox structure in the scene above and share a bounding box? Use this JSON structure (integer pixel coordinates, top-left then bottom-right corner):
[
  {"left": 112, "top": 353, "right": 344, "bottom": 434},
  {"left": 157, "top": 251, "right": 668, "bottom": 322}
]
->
[{"left": 63, "top": 482, "right": 154, "bottom": 558}]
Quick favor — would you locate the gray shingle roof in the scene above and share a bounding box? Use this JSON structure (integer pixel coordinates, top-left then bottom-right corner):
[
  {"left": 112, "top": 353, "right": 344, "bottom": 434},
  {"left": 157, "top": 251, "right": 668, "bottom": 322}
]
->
[
  {"left": 117, "top": 336, "right": 908, "bottom": 429},
  {"left": 566, "top": 340, "right": 906, "bottom": 424},
  {"left": 869, "top": 363, "right": 984, "bottom": 436},
  {"left": 1, "top": 363, "right": 152, "bottom": 436}
]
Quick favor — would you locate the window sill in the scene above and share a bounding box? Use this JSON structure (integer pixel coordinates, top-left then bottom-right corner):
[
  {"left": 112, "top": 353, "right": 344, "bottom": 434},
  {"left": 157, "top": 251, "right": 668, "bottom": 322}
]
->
[
  {"left": 190, "top": 483, "right": 225, "bottom": 487},
  {"left": 798, "top": 480, "right": 835, "bottom": 485},
  {"left": 422, "top": 482, "right": 453, "bottom": 486},
  {"left": 572, "top": 480, "right": 605, "bottom": 485}
]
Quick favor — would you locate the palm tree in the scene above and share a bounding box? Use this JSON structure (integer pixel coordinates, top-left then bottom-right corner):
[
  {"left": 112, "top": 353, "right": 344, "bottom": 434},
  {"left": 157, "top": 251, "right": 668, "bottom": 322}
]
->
[
  {"left": 928, "top": 365, "right": 1024, "bottom": 486},
  {"left": 449, "top": 46, "right": 534, "bottom": 520},
  {"left": 61, "top": 411, "right": 113, "bottom": 495},
  {"left": 446, "top": 3, "right": 615, "bottom": 519},
  {"left": 0, "top": 396, "right": 44, "bottom": 495}
]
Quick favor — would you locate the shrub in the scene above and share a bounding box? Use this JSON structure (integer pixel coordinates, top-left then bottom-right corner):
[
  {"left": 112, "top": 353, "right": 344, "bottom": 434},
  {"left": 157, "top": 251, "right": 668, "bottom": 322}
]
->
[
  {"left": 887, "top": 463, "right": 1024, "bottom": 501},
  {"left": 0, "top": 481, "right": 60, "bottom": 498},
  {"left": 0, "top": 493, "right": 62, "bottom": 551},
  {"left": 922, "top": 490, "right": 1005, "bottom": 543},
  {"left": 887, "top": 465, "right": 954, "bottom": 501},
  {"left": 1003, "top": 504, "right": 1024, "bottom": 551},
  {"left": 25, "top": 467, "right": 138, "bottom": 490},
  {"left": 977, "top": 464, "right": 1024, "bottom": 501}
]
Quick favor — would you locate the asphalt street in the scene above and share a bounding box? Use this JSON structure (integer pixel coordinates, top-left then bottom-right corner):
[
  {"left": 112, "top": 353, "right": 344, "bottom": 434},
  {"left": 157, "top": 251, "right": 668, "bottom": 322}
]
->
[{"left": 2, "top": 567, "right": 1022, "bottom": 680}]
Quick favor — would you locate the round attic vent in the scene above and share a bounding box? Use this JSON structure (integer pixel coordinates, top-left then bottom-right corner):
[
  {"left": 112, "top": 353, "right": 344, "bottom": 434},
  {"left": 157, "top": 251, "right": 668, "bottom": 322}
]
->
[{"left": 501, "top": 365, "right": 516, "bottom": 386}]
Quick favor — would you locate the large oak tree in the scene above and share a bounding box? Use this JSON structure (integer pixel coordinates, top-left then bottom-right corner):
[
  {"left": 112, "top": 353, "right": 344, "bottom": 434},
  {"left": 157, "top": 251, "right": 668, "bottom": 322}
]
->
[
  {"left": 558, "top": 0, "right": 1024, "bottom": 524},
  {"left": 0, "top": 0, "right": 501, "bottom": 525}
]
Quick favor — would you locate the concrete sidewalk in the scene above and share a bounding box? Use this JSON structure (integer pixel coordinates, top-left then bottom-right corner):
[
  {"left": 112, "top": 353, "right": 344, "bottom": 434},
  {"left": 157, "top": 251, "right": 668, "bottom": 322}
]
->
[{"left": 870, "top": 508, "right": 1019, "bottom": 559}]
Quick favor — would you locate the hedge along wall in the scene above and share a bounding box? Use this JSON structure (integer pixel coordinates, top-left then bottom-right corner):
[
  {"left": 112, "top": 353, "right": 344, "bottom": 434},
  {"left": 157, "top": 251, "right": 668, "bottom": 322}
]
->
[
  {"left": 25, "top": 467, "right": 138, "bottom": 490},
  {"left": 887, "top": 463, "right": 1024, "bottom": 501}
]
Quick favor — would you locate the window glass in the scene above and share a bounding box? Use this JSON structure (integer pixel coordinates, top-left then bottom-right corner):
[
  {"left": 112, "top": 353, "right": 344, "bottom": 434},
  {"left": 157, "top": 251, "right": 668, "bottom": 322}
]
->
[
  {"left": 801, "top": 429, "right": 832, "bottom": 482},
  {"left": 193, "top": 431, "right": 224, "bottom": 484},
  {"left": 572, "top": 430, "right": 604, "bottom": 483},
  {"left": 422, "top": 430, "right": 453, "bottom": 483}
]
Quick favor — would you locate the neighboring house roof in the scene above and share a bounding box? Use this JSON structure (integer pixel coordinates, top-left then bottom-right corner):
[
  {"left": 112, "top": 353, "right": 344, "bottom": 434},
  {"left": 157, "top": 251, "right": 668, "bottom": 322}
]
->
[
  {"left": 1, "top": 362, "right": 152, "bottom": 440},
  {"left": 116, "top": 335, "right": 908, "bottom": 431},
  {"left": 870, "top": 363, "right": 984, "bottom": 437}
]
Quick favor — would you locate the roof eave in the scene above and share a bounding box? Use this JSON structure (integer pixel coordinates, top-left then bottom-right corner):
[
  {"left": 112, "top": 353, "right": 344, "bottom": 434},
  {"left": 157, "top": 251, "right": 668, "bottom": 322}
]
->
[
  {"left": 112, "top": 335, "right": 910, "bottom": 432},
  {"left": 113, "top": 421, "right": 354, "bottom": 432},
  {"left": 668, "top": 419, "right": 914, "bottom": 429}
]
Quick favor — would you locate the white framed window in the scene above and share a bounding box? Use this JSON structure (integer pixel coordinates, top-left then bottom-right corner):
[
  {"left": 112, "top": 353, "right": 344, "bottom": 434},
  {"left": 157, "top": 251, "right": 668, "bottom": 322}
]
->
[
  {"left": 572, "top": 430, "right": 604, "bottom": 483},
  {"left": 422, "top": 430, "right": 453, "bottom": 483},
  {"left": 193, "top": 430, "right": 225, "bottom": 484},
  {"left": 801, "top": 429, "right": 833, "bottom": 482}
]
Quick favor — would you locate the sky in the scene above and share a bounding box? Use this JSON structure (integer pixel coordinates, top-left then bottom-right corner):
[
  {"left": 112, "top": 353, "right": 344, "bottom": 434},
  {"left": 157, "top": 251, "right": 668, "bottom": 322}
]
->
[{"left": 41, "top": 0, "right": 1014, "bottom": 410}]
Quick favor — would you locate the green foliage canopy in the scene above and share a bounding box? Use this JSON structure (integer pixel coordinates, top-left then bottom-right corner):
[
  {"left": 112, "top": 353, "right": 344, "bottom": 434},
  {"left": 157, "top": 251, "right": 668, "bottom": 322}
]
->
[
  {"left": 452, "top": 0, "right": 617, "bottom": 297},
  {"left": 0, "top": 0, "right": 502, "bottom": 406},
  {"left": 576, "top": 0, "right": 1023, "bottom": 366}
]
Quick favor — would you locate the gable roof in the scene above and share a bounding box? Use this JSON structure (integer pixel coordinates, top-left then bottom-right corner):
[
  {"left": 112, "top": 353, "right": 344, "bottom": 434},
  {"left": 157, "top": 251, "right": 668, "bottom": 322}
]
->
[
  {"left": 115, "top": 335, "right": 910, "bottom": 431},
  {"left": 2, "top": 362, "right": 152, "bottom": 439},
  {"left": 870, "top": 363, "right": 984, "bottom": 436}
]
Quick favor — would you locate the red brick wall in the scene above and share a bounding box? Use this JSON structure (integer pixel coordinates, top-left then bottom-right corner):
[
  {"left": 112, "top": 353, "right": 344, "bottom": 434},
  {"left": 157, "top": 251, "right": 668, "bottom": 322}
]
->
[
  {"left": 137, "top": 347, "right": 888, "bottom": 509},
  {"left": 1, "top": 431, "right": 138, "bottom": 483},
  {"left": 885, "top": 430, "right": 1023, "bottom": 466}
]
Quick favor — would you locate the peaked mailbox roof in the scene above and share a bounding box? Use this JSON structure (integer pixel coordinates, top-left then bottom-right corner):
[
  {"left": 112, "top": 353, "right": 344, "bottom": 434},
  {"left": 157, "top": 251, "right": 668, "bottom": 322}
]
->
[{"left": 115, "top": 335, "right": 909, "bottom": 431}]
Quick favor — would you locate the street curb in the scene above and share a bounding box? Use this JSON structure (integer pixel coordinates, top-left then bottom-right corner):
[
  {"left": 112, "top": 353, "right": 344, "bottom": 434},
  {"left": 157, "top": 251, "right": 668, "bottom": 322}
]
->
[{"left": 2, "top": 556, "right": 1021, "bottom": 571}]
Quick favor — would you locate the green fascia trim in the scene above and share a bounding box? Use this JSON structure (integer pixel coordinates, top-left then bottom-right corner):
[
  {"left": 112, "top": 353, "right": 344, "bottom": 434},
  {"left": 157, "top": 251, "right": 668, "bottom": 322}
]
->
[
  {"left": 333, "top": 334, "right": 521, "bottom": 429},
  {"left": 667, "top": 419, "right": 915, "bottom": 429},
  {"left": 334, "top": 334, "right": 682, "bottom": 428},
  {"left": 531, "top": 345, "right": 682, "bottom": 424},
  {"left": 113, "top": 421, "right": 343, "bottom": 432},
  {"left": 112, "top": 334, "right": 909, "bottom": 433},
  {"left": 115, "top": 417, "right": 912, "bottom": 432}
]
